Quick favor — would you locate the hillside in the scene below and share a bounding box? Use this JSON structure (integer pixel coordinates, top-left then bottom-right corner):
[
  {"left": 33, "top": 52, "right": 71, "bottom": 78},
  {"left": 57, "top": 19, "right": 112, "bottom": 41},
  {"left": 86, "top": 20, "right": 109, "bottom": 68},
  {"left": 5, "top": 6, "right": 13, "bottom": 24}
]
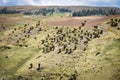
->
[{"left": 0, "top": 13, "right": 120, "bottom": 80}]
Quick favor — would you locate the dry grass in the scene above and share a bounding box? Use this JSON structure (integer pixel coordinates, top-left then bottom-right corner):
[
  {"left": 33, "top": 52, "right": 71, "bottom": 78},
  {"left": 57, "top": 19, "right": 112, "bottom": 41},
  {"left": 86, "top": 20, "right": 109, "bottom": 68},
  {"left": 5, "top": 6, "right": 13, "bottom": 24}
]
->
[{"left": 0, "top": 14, "right": 120, "bottom": 80}]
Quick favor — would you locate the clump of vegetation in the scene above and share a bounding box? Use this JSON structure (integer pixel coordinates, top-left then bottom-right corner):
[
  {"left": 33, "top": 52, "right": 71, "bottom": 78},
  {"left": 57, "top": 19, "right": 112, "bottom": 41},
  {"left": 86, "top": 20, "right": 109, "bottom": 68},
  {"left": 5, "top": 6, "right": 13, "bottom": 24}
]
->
[
  {"left": 28, "top": 63, "right": 33, "bottom": 69},
  {"left": 107, "top": 18, "right": 120, "bottom": 30},
  {"left": 40, "top": 24, "right": 103, "bottom": 54},
  {"left": 0, "top": 45, "right": 12, "bottom": 51},
  {"left": 107, "top": 18, "right": 120, "bottom": 27},
  {"left": 81, "top": 20, "right": 87, "bottom": 26},
  {"left": 69, "top": 70, "right": 78, "bottom": 80},
  {"left": 110, "top": 19, "right": 118, "bottom": 27}
]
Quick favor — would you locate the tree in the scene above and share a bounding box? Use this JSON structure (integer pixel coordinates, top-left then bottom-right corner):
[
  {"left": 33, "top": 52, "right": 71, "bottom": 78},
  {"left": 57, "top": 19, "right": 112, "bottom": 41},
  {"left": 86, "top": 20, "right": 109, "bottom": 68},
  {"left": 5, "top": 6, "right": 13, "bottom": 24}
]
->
[
  {"left": 0, "top": 7, "right": 20, "bottom": 14},
  {"left": 24, "top": 11, "right": 33, "bottom": 15}
]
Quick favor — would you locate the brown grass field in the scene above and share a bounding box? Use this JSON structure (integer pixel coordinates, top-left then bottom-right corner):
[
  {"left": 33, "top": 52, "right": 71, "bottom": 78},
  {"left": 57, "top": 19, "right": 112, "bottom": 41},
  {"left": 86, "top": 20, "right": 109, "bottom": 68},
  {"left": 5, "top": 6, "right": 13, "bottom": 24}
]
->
[
  {"left": 0, "top": 14, "right": 31, "bottom": 24},
  {"left": 47, "top": 15, "right": 120, "bottom": 27}
]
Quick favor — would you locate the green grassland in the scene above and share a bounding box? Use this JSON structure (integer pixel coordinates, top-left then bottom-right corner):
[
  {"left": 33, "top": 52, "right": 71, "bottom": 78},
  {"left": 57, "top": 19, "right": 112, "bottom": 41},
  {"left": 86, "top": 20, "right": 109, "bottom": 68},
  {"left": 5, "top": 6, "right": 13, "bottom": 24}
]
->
[
  {"left": 0, "top": 14, "right": 120, "bottom": 80},
  {"left": 52, "top": 12, "right": 70, "bottom": 17}
]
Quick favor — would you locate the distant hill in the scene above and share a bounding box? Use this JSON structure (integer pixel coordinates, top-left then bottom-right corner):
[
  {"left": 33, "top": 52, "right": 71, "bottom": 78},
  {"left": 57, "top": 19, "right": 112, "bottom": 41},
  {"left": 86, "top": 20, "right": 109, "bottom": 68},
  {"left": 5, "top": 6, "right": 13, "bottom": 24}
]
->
[
  {"left": 0, "top": 6, "right": 120, "bottom": 16},
  {"left": 0, "top": 6, "right": 120, "bottom": 12}
]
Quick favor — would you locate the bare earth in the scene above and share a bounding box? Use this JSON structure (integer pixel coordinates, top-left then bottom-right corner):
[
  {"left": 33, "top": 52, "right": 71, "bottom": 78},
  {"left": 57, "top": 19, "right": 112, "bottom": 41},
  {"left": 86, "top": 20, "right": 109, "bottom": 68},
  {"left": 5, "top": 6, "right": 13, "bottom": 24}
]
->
[
  {"left": 47, "top": 15, "right": 120, "bottom": 27},
  {"left": 0, "top": 16, "right": 31, "bottom": 24}
]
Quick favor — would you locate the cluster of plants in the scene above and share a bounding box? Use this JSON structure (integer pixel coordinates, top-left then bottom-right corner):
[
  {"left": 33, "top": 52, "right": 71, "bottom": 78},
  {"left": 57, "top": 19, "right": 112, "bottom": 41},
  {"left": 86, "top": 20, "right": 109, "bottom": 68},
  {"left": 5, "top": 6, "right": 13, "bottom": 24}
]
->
[
  {"left": 6, "top": 21, "right": 43, "bottom": 47},
  {"left": 4, "top": 19, "right": 104, "bottom": 55},
  {"left": 41, "top": 25, "right": 103, "bottom": 54},
  {"left": 107, "top": 18, "right": 120, "bottom": 30}
]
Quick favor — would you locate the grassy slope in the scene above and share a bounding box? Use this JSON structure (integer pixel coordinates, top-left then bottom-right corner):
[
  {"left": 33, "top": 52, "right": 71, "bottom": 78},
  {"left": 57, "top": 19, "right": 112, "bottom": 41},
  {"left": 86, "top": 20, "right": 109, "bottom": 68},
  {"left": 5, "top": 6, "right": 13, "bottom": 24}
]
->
[
  {"left": 52, "top": 12, "right": 70, "bottom": 17},
  {"left": 0, "top": 15, "right": 120, "bottom": 80}
]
